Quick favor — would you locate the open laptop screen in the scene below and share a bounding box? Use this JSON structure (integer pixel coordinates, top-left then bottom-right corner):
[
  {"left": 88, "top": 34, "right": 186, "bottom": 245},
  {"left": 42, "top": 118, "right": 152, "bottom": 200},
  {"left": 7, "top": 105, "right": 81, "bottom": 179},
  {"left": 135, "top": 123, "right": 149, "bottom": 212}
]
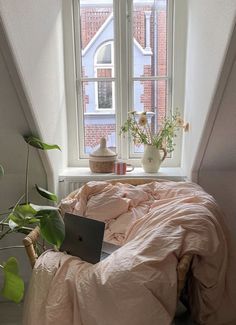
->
[{"left": 60, "top": 213, "right": 105, "bottom": 264}]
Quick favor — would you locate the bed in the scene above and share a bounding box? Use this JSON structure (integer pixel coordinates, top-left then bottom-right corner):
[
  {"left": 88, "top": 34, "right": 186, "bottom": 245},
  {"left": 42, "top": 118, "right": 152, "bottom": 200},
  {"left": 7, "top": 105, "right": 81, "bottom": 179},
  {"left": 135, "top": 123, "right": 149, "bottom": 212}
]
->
[{"left": 22, "top": 178, "right": 229, "bottom": 325}]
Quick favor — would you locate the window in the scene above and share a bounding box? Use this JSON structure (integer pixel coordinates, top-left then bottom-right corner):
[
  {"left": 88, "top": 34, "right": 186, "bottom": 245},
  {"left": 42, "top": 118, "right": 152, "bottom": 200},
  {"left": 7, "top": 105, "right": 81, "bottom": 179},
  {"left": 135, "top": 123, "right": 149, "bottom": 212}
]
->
[
  {"left": 65, "top": 0, "right": 186, "bottom": 166},
  {"left": 95, "top": 41, "right": 115, "bottom": 111}
]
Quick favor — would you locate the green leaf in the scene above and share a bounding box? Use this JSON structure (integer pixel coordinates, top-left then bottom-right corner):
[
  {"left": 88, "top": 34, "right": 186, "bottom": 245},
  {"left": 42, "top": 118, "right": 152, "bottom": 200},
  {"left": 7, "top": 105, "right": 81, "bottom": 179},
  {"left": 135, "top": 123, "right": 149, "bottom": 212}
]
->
[
  {"left": 0, "top": 164, "right": 4, "bottom": 176},
  {"left": 35, "top": 184, "right": 58, "bottom": 202},
  {"left": 16, "top": 227, "right": 33, "bottom": 235},
  {"left": 38, "top": 210, "right": 65, "bottom": 248},
  {"left": 15, "top": 204, "right": 37, "bottom": 218},
  {"left": 30, "top": 203, "right": 58, "bottom": 213},
  {"left": 8, "top": 204, "right": 37, "bottom": 227},
  {"left": 1, "top": 257, "right": 24, "bottom": 303},
  {"left": 24, "top": 135, "right": 61, "bottom": 151},
  {"left": 8, "top": 219, "right": 18, "bottom": 230},
  {"left": 8, "top": 213, "right": 24, "bottom": 227}
]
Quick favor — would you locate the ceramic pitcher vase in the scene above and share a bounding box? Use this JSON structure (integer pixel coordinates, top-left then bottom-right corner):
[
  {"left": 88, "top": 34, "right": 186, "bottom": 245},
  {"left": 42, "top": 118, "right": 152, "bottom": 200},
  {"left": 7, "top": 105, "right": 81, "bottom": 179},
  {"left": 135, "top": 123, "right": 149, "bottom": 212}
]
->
[{"left": 141, "top": 144, "right": 167, "bottom": 173}]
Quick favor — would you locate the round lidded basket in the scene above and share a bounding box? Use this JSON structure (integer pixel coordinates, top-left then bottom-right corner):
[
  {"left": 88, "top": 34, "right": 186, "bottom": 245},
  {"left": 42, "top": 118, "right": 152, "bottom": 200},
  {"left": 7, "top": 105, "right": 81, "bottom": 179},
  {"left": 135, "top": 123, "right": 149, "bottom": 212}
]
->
[{"left": 89, "top": 137, "right": 117, "bottom": 173}]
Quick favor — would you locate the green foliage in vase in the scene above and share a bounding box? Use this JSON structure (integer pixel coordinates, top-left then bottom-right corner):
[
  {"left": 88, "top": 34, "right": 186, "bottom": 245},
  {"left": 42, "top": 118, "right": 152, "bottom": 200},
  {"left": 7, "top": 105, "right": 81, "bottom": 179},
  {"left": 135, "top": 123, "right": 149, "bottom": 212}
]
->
[{"left": 120, "top": 110, "right": 185, "bottom": 153}]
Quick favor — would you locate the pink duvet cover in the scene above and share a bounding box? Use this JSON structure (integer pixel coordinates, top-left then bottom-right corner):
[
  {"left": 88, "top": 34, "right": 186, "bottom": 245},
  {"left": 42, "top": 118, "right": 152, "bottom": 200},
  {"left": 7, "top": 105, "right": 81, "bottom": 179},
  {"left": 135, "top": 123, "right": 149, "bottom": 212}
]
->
[{"left": 23, "top": 181, "right": 235, "bottom": 325}]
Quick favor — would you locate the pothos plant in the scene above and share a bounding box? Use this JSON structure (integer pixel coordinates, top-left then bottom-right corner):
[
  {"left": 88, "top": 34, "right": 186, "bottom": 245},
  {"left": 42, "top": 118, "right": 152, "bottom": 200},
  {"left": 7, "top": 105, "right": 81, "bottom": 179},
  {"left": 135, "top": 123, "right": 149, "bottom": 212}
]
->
[{"left": 0, "top": 136, "right": 65, "bottom": 303}]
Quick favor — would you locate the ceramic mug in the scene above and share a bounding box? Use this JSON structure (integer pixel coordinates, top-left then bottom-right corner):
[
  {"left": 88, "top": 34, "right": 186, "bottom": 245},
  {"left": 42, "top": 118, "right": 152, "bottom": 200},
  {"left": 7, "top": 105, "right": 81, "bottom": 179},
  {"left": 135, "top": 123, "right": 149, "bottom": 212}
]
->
[{"left": 114, "top": 161, "right": 134, "bottom": 175}]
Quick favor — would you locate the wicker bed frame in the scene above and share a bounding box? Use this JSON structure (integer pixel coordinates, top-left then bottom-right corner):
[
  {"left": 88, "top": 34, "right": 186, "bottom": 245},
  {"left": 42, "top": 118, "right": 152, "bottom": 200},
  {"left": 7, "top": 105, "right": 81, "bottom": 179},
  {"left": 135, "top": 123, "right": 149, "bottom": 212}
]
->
[{"left": 23, "top": 178, "right": 192, "bottom": 298}]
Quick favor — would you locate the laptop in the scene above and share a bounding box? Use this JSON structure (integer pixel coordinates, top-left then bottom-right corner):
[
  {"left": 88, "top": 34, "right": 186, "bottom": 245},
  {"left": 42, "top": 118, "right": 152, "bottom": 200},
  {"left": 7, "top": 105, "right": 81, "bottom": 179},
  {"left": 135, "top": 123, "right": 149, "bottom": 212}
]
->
[{"left": 60, "top": 213, "right": 118, "bottom": 264}]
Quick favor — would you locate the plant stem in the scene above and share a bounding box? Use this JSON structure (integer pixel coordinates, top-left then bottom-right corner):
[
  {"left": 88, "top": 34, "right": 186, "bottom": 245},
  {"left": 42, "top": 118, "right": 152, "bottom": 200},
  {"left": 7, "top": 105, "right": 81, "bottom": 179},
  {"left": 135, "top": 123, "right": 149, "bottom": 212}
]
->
[
  {"left": 0, "top": 216, "right": 8, "bottom": 226},
  {"left": 0, "top": 246, "right": 24, "bottom": 251},
  {"left": 0, "top": 194, "right": 25, "bottom": 228},
  {"left": 134, "top": 117, "right": 148, "bottom": 145},
  {"left": 146, "top": 123, "right": 153, "bottom": 145},
  {"left": 0, "top": 222, "right": 11, "bottom": 229},
  {"left": 13, "top": 194, "right": 25, "bottom": 212},
  {"left": 0, "top": 222, "right": 33, "bottom": 233},
  {"left": 0, "top": 211, "right": 11, "bottom": 216},
  {"left": 25, "top": 144, "right": 30, "bottom": 205},
  {"left": 0, "top": 227, "right": 12, "bottom": 240},
  {"left": 0, "top": 193, "right": 25, "bottom": 220}
]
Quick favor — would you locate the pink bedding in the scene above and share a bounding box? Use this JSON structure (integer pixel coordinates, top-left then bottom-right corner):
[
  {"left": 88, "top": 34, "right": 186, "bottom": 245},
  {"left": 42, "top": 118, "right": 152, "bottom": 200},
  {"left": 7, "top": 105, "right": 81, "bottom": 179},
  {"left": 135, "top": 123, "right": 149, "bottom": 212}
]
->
[{"left": 23, "top": 181, "right": 234, "bottom": 325}]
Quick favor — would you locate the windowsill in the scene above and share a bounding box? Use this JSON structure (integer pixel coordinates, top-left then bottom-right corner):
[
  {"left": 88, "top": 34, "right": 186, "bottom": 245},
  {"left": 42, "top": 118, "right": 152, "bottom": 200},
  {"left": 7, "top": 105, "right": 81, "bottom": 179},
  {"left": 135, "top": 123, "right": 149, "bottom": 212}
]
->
[
  {"left": 58, "top": 167, "right": 186, "bottom": 199},
  {"left": 84, "top": 112, "right": 115, "bottom": 116},
  {"left": 59, "top": 167, "right": 186, "bottom": 181}
]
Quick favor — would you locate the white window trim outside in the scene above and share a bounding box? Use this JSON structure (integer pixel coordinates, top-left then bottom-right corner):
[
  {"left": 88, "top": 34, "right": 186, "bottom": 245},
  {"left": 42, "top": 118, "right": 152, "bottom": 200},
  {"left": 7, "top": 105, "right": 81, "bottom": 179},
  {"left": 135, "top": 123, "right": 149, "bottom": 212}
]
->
[
  {"left": 94, "top": 41, "right": 115, "bottom": 112},
  {"left": 63, "top": 0, "right": 187, "bottom": 167}
]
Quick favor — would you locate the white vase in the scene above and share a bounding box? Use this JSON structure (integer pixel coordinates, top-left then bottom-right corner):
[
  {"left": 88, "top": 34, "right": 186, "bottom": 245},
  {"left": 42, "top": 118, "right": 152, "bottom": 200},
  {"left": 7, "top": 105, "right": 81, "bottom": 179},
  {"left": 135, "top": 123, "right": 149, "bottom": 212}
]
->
[{"left": 141, "top": 144, "right": 167, "bottom": 173}]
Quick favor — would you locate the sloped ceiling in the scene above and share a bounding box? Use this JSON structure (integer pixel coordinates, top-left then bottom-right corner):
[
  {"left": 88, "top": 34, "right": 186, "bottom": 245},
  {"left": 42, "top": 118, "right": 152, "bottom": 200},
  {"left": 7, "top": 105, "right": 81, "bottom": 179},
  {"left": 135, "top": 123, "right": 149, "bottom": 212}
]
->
[
  {"left": 0, "top": 0, "right": 67, "bottom": 287},
  {"left": 0, "top": 0, "right": 67, "bottom": 193},
  {"left": 199, "top": 57, "right": 236, "bottom": 171},
  {"left": 195, "top": 23, "right": 236, "bottom": 323},
  {"left": 182, "top": 0, "right": 236, "bottom": 179},
  {"left": 0, "top": 32, "right": 47, "bottom": 290},
  {"left": 193, "top": 19, "right": 236, "bottom": 176}
]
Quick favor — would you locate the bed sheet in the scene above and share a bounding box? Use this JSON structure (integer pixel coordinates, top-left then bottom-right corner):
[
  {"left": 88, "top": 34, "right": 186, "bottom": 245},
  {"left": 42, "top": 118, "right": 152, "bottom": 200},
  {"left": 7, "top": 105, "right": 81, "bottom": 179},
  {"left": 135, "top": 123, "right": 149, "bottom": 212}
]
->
[{"left": 23, "top": 181, "right": 234, "bottom": 325}]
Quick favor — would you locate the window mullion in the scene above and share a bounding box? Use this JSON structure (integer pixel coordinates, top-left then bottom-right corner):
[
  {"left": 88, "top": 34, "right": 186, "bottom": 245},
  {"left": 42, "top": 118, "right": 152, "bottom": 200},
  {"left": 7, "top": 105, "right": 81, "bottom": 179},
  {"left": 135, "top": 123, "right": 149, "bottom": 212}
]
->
[
  {"left": 116, "top": 0, "right": 130, "bottom": 160},
  {"left": 133, "top": 76, "right": 169, "bottom": 81},
  {"left": 127, "top": 0, "right": 134, "bottom": 160},
  {"left": 73, "top": 0, "right": 86, "bottom": 160},
  {"left": 167, "top": 0, "right": 174, "bottom": 115},
  {"left": 81, "top": 77, "right": 115, "bottom": 82},
  {"left": 113, "top": 0, "right": 120, "bottom": 158}
]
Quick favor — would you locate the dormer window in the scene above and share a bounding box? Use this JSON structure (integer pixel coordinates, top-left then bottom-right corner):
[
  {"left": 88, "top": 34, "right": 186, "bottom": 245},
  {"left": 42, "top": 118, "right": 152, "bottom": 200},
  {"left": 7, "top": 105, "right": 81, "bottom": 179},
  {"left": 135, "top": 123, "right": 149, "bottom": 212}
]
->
[{"left": 65, "top": 0, "right": 185, "bottom": 165}]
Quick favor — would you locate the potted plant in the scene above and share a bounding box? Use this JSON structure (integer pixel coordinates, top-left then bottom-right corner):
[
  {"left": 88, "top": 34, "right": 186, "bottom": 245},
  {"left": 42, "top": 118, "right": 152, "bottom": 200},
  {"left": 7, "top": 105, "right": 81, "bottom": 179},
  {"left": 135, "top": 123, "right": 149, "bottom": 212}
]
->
[
  {"left": 0, "top": 136, "right": 65, "bottom": 303},
  {"left": 120, "top": 111, "right": 185, "bottom": 173}
]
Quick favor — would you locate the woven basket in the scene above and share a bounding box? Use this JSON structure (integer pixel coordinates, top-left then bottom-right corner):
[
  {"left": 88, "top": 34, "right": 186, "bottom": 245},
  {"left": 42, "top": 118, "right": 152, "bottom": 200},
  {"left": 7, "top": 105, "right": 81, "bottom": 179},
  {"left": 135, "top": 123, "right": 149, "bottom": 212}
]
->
[
  {"left": 89, "top": 137, "right": 117, "bottom": 173},
  {"left": 89, "top": 159, "right": 115, "bottom": 173}
]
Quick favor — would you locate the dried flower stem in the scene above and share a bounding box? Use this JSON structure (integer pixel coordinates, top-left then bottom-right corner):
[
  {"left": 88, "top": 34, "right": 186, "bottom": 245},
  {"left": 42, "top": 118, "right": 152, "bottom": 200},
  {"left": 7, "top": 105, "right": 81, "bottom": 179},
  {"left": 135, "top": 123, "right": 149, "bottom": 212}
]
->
[{"left": 120, "top": 111, "right": 184, "bottom": 153}]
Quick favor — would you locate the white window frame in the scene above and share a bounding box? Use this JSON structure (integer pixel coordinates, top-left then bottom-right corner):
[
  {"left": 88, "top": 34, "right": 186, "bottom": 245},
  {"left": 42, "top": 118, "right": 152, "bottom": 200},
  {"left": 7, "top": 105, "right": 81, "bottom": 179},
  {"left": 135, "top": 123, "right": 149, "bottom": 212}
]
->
[{"left": 63, "top": 0, "right": 187, "bottom": 167}]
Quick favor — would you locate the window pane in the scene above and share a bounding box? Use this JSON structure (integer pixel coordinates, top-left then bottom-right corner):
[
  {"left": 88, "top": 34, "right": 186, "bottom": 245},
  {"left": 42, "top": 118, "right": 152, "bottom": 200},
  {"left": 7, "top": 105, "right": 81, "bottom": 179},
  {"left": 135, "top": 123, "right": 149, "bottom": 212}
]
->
[
  {"left": 96, "top": 69, "right": 113, "bottom": 109},
  {"left": 133, "top": 0, "right": 168, "bottom": 77},
  {"left": 132, "top": 79, "right": 167, "bottom": 154},
  {"left": 97, "top": 68, "right": 112, "bottom": 78},
  {"left": 97, "top": 43, "right": 112, "bottom": 64},
  {"left": 80, "top": 1, "right": 114, "bottom": 78},
  {"left": 98, "top": 81, "right": 113, "bottom": 109},
  {"left": 81, "top": 81, "right": 116, "bottom": 155}
]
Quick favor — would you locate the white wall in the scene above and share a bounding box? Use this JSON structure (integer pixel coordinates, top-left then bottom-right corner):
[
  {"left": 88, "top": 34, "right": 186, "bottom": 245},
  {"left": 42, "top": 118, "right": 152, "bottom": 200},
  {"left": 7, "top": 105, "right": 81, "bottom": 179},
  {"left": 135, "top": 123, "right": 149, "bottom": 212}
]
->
[
  {"left": 0, "top": 46, "right": 47, "bottom": 298},
  {"left": 182, "top": 0, "right": 236, "bottom": 179},
  {"left": 182, "top": 2, "right": 236, "bottom": 321},
  {"left": 197, "top": 51, "right": 236, "bottom": 323},
  {"left": 0, "top": 0, "right": 68, "bottom": 193},
  {"left": 0, "top": 0, "right": 68, "bottom": 298}
]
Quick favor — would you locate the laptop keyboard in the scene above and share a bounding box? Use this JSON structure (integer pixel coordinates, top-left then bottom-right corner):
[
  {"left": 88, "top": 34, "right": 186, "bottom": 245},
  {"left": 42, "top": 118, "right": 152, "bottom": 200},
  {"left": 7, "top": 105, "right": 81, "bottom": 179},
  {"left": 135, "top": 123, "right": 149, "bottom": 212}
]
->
[
  {"left": 100, "top": 251, "right": 110, "bottom": 260},
  {"left": 100, "top": 242, "right": 120, "bottom": 261}
]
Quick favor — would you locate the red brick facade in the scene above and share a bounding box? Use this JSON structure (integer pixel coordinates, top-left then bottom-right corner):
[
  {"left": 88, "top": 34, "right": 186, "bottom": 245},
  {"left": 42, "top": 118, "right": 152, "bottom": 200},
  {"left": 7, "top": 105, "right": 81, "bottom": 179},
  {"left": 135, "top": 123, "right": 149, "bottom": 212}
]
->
[
  {"left": 85, "top": 124, "right": 116, "bottom": 149},
  {"left": 81, "top": 8, "right": 112, "bottom": 49},
  {"left": 80, "top": 3, "right": 167, "bottom": 151}
]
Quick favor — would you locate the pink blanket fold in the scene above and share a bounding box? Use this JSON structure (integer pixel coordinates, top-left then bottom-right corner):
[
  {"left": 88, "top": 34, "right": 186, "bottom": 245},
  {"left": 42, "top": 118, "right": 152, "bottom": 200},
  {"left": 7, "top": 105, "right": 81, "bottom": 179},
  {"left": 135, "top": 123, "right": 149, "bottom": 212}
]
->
[{"left": 23, "top": 181, "right": 234, "bottom": 325}]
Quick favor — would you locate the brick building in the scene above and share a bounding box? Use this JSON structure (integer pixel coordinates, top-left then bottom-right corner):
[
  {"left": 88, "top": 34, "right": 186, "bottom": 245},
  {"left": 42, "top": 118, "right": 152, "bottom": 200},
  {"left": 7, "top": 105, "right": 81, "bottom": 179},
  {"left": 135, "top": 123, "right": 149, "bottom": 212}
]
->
[{"left": 80, "top": 1, "right": 167, "bottom": 153}]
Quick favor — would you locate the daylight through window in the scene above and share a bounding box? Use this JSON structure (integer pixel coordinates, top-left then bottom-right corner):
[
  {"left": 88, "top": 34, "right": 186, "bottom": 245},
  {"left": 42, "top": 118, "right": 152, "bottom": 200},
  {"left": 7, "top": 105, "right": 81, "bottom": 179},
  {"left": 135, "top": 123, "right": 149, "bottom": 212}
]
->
[{"left": 73, "top": 0, "right": 173, "bottom": 162}]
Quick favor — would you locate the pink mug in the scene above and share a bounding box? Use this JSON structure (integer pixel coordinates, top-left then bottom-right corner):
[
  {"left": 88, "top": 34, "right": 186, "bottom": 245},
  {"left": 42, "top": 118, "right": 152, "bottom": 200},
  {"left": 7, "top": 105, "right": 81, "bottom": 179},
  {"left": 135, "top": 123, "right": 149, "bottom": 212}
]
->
[{"left": 114, "top": 161, "right": 134, "bottom": 175}]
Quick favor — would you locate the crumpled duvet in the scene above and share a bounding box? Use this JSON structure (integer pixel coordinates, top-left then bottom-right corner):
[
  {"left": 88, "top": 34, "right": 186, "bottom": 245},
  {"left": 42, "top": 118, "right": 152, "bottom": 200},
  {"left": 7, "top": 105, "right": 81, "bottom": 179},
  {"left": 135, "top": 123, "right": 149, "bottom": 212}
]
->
[{"left": 23, "top": 181, "right": 233, "bottom": 325}]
